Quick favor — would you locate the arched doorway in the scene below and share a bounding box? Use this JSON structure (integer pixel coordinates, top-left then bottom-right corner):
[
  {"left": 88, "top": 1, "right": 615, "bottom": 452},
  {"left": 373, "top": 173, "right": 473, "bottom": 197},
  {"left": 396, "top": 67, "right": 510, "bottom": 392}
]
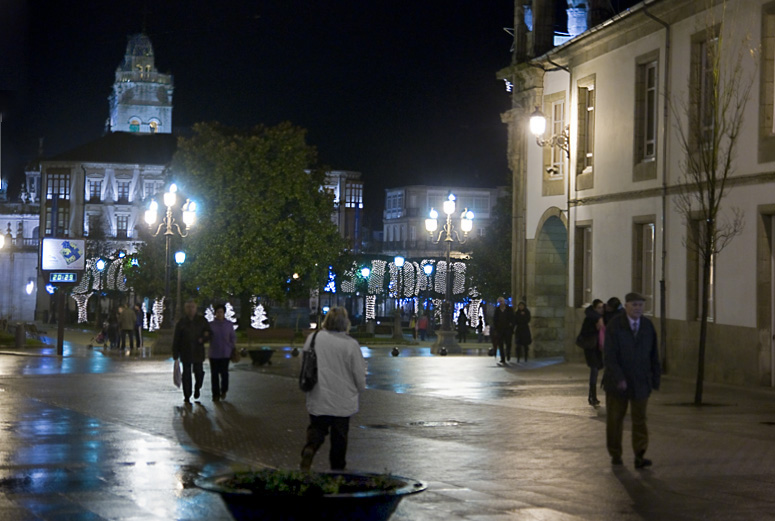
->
[{"left": 533, "top": 214, "right": 568, "bottom": 357}]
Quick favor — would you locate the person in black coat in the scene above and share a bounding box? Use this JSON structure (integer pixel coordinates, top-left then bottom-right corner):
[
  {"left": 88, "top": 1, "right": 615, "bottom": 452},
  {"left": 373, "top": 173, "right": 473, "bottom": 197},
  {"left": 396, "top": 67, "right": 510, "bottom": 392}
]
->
[
  {"left": 602, "top": 292, "right": 661, "bottom": 469},
  {"left": 578, "top": 299, "right": 605, "bottom": 406},
  {"left": 493, "top": 297, "right": 515, "bottom": 365},
  {"left": 173, "top": 300, "right": 212, "bottom": 404},
  {"left": 456, "top": 308, "right": 468, "bottom": 343},
  {"left": 514, "top": 301, "right": 532, "bottom": 362}
]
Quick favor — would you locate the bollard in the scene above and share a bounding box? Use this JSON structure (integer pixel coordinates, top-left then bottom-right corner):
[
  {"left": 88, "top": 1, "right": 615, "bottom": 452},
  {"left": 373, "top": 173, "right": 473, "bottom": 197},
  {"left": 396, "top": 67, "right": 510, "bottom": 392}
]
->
[{"left": 15, "top": 323, "right": 25, "bottom": 349}]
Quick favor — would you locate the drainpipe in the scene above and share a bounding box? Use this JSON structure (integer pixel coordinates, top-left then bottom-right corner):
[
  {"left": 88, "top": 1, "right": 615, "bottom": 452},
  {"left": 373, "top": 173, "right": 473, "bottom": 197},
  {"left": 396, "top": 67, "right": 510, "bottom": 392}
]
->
[{"left": 643, "top": 3, "right": 670, "bottom": 374}]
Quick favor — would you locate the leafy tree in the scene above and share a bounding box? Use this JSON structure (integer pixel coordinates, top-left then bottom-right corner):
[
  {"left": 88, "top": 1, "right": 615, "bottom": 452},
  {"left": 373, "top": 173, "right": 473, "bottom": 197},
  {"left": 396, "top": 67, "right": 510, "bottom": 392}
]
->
[
  {"left": 172, "top": 122, "right": 347, "bottom": 314},
  {"left": 467, "top": 193, "right": 512, "bottom": 300},
  {"left": 672, "top": 2, "right": 755, "bottom": 405}
]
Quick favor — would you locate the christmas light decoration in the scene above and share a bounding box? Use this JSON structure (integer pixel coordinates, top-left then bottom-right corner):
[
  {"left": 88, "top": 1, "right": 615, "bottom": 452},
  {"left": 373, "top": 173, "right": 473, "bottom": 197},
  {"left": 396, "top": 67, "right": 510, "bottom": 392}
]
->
[
  {"left": 365, "top": 295, "right": 376, "bottom": 320},
  {"left": 206, "top": 303, "right": 238, "bottom": 330},
  {"left": 150, "top": 298, "right": 164, "bottom": 332},
  {"left": 324, "top": 267, "right": 336, "bottom": 293},
  {"left": 452, "top": 262, "right": 466, "bottom": 295},
  {"left": 251, "top": 297, "right": 270, "bottom": 329},
  {"left": 434, "top": 261, "right": 447, "bottom": 294},
  {"left": 71, "top": 293, "right": 92, "bottom": 323},
  {"left": 142, "top": 301, "right": 148, "bottom": 330},
  {"left": 107, "top": 261, "right": 120, "bottom": 290},
  {"left": 368, "top": 260, "right": 386, "bottom": 294},
  {"left": 403, "top": 262, "right": 417, "bottom": 297}
]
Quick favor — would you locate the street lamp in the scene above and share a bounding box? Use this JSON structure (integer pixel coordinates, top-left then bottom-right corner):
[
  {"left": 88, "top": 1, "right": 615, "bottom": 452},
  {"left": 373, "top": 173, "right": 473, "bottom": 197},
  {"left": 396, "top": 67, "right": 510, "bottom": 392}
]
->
[
  {"left": 425, "top": 193, "right": 474, "bottom": 354},
  {"left": 422, "top": 263, "right": 433, "bottom": 315},
  {"left": 529, "top": 107, "right": 570, "bottom": 159},
  {"left": 145, "top": 183, "right": 196, "bottom": 328},
  {"left": 174, "top": 251, "right": 186, "bottom": 321}
]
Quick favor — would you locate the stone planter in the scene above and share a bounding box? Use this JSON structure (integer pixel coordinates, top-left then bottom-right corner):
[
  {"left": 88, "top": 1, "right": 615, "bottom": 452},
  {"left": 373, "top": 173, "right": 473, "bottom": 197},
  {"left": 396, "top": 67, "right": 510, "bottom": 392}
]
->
[
  {"left": 248, "top": 348, "right": 274, "bottom": 366},
  {"left": 195, "top": 470, "right": 426, "bottom": 521}
]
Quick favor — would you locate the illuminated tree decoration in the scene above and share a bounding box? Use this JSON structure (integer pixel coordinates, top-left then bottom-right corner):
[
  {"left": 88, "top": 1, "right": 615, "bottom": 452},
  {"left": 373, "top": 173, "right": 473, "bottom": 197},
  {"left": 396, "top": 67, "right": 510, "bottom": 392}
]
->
[
  {"left": 142, "top": 301, "right": 149, "bottom": 330},
  {"left": 368, "top": 260, "right": 386, "bottom": 294},
  {"left": 115, "top": 263, "right": 127, "bottom": 291},
  {"left": 365, "top": 295, "right": 377, "bottom": 321},
  {"left": 403, "top": 262, "right": 417, "bottom": 297},
  {"left": 452, "top": 262, "right": 466, "bottom": 295},
  {"left": 388, "top": 262, "right": 399, "bottom": 298},
  {"left": 251, "top": 297, "right": 269, "bottom": 329},
  {"left": 150, "top": 297, "right": 165, "bottom": 332},
  {"left": 107, "top": 261, "right": 120, "bottom": 290},
  {"left": 73, "top": 258, "right": 94, "bottom": 294},
  {"left": 324, "top": 267, "right": 336, "bottom": 293},
  {"left": 434, "top": 261, "right": 447, "bottom": 294},
  {"left": 469, "top": 298, "right": 482, "bottom": 329},
  {"left": 71, "top": 293, "right": 93, "bottom": 323},
  {"left": 205, "top": 305, "right": 215, "bottom": 322}
]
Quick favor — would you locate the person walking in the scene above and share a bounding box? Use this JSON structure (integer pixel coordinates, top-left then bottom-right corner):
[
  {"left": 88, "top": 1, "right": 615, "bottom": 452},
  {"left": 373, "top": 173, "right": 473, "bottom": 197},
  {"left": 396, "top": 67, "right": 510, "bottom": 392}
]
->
[
  {"left": 172, "top": 300, "right": 211, "bottom": 404},
  {"left": 208, "top": 303, "right": 236, "bottom": 401},
  {"left": 514, "top": 301, "right": 532, "bottom": 362},
  {"left": 417, "top": 313, "right": 429, "bottom": 341},
  {"left": 578, "top": 299, "right": 605, "bottom": 406},
  {"left": 602, "top": 292, "right": 661, "bottom": 468},
  {"left": 133, "top": 303, "right": 144, "bottom": 348},
  {"left": 493, "top": 297, "right": 515, "bottom": 365},
  {"left": 300, "top": 307, "right": 367, "bottom": 472},
  {"left": 118, "top": 305, "right": 135, "bottom": 350},
  {"left": 456, "top": 308, "right": 468, "bottom": 344}
]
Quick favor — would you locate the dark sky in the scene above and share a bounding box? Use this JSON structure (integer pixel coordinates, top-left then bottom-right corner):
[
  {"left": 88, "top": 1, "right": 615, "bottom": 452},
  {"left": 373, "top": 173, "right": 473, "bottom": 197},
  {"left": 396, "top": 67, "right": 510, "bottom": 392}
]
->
[{"left": 3, "top": 1, "right": 514, "bottom": 223}]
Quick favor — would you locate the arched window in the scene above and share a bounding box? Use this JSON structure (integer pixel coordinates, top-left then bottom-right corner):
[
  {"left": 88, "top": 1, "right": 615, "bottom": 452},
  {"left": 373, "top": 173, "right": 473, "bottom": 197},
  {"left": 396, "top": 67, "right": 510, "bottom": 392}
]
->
[
  {"left": 149, "top": 121, "right": 158, "bottom": 134},
  {"left": 129, "top": 119, "right": 140, "bottom": 132}
]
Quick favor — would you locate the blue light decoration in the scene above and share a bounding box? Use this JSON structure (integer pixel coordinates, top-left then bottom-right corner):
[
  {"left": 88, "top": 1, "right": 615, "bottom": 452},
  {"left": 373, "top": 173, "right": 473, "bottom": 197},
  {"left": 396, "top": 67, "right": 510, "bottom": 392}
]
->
[
  {"left": 45, "top": 284, "right": 56, "bottom": 294},
  {"left": 95, "top": 258, "right": 106, "bottom": 272},
  {"left": 324, "top": 266, "right": 336, "bottom": 293}
]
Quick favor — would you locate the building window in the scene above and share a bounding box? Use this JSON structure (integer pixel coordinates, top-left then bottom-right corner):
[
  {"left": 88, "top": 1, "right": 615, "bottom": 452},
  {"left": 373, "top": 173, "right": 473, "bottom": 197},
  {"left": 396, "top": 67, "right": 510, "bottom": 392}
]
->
[
  {"left": 687, "top": 218, "right": 715, "bottom": 321},
  {"left": 690, "top": 28, "right": 720, "bottom": 148},
  {"left": 116, "top": 215, "right": 129, "bottom": 239},
  {"left": 345, "top": 182, "right": 363, "bottom": 209},
  {"left": 636, "top": 60, "right": 658, "bottom": 161},
  {"left": 46, "top": 172, "right": 71, "bottom": 200},
  {"left": 143, "top": 181, "right": 162, "bottom": 199},
  {"left": 88, "top": 180, "right": 102, "bottom": 202},
  {"left": 117, "top": 181, "right": 130, "bottom": 204},
  {"left": 633, "top": 221, "right": 655, "bottom": 314},
  {"left": 129, "top": 119, "right": 140, "bottom": 132},
  {"left": 149, "top": 121, "right": 158, "bottom": 134},
  {"left": 577, "top": 78, "right": 595, "bottom": 175},
  {"left": 574, "top": 225, "right": 593, "bottom": 307},
  {"left": 44, "top": 207, "right": 70, "bottom": 237},
  {"left": 550, "top": 99, "right": 565, "bottom": 178}
]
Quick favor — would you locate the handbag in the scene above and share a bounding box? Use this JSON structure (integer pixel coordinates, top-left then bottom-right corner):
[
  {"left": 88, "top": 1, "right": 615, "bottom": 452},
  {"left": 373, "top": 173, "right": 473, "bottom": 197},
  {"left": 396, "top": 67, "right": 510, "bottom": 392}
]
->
[
  {"left": 230, "top": 347, "right": 241, "bottom": 363},
  {"left": 299, "top": 330, "right": 320, "bottom": 392},
  {"left": 173, "top": 360, "right": 181, "bottom": 388}
]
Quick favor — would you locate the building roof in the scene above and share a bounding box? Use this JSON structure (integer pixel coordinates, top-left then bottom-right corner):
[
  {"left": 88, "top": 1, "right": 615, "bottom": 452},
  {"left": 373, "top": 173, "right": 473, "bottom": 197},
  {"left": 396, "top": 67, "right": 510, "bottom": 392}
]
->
[{"left": 48, "top": 132, "right": 177, "bottom": 166}]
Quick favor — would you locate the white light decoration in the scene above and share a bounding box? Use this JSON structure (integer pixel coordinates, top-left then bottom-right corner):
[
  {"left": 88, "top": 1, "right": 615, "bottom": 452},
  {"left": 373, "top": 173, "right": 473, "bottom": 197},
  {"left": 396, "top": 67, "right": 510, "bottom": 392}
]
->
[
  {"left": 142, "top": 300, "right": 149, "bottom": 330},
  {"left": 206, "top": 303, "right": 238, "bottom": 330},
  {"left": 150, "top": 298, "right": 165, "bottom": 332},
  {"left": 205, "top": 305, "right": 214, "bottom": 322},
  {"left": 25, "top": 280, "right": 34, "bottom": 295},
  {"left": 504, "top": 79, "right": 514, "bottom": 92},
  {"left": 365, "top": 295, "right": 377, "bottom": 321},
  {"left": 73, "top": 258, "right": 94, "bottom": 294},
  {"left": 251, "top": 298, "right": 270, "bottom": 329},
  {"left": 71, "top": 293, "right": 92, "bottom": 323},
  {"left": 452, "top": 262, "right": 466, "bottom": 295},
  {"left": 389, "top": 262, "right": 399, "bottom": 298},
  {"left": 115, "top": 262, "right": 127, "bottom": 292},
  {"left": 339, "top": 262, "right": 357, "bottom": 294},
  {"left": 405, "top": 262, "right": 418, "bottom": 297},
  {"left": 469, "top": 298, "right": 482, "bottom": 329},
  {"left": 368, "top": 260, "right": 386, "bottom": 294},
  {"left": 434, "top": 261, "right": 447, "bottom": 294},
  {"left": 107, "top": 261, "right": 120, "bottom": 290}
]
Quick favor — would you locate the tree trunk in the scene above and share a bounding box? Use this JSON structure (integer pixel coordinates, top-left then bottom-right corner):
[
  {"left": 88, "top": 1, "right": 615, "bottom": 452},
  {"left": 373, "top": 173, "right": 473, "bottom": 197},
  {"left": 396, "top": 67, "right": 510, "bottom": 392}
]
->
[{"left": 694, "top": 248, "right": 713, "bottom": 405}]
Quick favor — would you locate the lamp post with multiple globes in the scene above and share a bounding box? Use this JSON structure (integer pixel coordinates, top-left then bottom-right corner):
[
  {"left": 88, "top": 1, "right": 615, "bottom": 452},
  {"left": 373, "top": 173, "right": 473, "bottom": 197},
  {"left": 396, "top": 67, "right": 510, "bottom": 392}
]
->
[
  {"left": 424, "top": 193, "right": 473, "bottom": 354},
  {"left": 144, "top": 183, "right": 196, "bottom": 329}
]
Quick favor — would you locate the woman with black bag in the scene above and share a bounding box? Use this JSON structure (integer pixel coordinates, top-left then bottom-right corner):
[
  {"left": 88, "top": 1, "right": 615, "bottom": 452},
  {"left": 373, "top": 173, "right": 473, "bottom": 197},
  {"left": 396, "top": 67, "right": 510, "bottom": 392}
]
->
[{"left": 578, "top": 299, "right": 605, "bottom": 406}]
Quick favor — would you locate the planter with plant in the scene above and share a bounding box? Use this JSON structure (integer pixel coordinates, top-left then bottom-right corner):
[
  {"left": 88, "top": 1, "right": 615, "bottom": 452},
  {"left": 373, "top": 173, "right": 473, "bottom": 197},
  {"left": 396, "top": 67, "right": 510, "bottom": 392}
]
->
[{"left": 196, "top": 468, "right": 425, "bottom": 521}]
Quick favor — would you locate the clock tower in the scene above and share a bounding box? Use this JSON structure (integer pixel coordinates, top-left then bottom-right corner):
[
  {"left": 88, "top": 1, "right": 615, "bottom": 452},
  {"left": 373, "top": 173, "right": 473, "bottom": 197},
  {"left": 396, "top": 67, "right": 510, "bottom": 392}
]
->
[{"left": 106, "top": 33, "right": 173, "bottom": 134}]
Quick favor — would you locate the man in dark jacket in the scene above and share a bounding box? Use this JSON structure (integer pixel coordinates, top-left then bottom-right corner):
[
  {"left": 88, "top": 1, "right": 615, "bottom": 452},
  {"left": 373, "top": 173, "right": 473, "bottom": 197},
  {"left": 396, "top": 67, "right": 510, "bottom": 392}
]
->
[
  {"left": 173, "top": 300, "right": 211, "bottom": 404},
  {"left": 493, "top": 297, "right": 515, "bottom": 365},
  {"left": 603, "top": 292, "right": 661, "bottom": 468}
]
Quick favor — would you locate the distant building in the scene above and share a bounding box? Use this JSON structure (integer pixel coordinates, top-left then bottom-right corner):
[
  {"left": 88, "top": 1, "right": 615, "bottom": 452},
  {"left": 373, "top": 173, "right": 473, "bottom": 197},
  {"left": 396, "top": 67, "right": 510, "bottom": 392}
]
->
[
  {"left": 0, "top": 201, "right": 40, "bottom": 321},
  {"left": 381, "top": 185, "right": 507, "bottom": 260},
  {"left": 323, "top": 170, "right": 364, "bottom": 251}
]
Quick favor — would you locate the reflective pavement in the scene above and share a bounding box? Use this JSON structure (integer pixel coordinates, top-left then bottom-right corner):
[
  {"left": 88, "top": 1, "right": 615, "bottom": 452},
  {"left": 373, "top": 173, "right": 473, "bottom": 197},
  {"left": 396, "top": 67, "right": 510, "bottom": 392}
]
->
[{"left": 1, "top": 330, "right": 775, "bottom": 520}]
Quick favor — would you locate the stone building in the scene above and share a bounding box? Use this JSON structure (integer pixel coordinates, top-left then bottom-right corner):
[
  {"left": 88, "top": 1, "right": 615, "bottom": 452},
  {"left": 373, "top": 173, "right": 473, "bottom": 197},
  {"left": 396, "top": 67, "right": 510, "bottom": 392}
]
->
[{"left": 499, "top": 0, "right": 775, "bottom": 385}]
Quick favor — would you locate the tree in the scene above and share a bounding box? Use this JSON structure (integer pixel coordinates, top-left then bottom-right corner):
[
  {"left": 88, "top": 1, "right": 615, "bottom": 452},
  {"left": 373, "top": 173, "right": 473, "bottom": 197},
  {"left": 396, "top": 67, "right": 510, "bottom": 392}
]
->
[
  {"left": 672, "top": 1, "right": 755, "bottom": 405},
  {"left": 466, "top": 193, "right": 513, "bottom": 301},
  {"left": 172, "top": 122, "right": 347, "bottom": 314}
]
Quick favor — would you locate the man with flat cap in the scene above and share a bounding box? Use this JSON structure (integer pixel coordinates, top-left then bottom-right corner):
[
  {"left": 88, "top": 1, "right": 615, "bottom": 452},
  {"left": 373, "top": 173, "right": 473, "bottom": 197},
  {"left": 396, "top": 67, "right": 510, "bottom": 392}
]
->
[{"left": 602, "top": 292, "right": 661, "bottom": 468}]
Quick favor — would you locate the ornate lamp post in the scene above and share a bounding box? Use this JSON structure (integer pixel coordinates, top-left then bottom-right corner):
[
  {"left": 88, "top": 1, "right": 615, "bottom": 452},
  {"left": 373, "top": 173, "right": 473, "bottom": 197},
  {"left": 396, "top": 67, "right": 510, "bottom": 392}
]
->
[
  {"left": 145, "top": 183, "right": 196, "bottom": 328},
  {"left": 174, "top": 251, "right": 186, "bottom": 321},
  {"left": 425, "top": 193, "right": 473, "bottom": 354}
]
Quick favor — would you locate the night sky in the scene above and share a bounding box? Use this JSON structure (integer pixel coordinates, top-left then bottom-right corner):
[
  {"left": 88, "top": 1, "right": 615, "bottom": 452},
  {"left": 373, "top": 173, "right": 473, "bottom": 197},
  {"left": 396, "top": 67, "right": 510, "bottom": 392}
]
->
[{"left": 1, "top": 1, "right": 516, "bottom": 223}]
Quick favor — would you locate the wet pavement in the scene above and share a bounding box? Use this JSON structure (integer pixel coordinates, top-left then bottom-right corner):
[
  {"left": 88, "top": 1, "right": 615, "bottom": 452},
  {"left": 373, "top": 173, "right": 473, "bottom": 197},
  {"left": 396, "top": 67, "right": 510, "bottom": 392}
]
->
[{"left": 1, "top": 329, "right": 775, "bottom": 520}]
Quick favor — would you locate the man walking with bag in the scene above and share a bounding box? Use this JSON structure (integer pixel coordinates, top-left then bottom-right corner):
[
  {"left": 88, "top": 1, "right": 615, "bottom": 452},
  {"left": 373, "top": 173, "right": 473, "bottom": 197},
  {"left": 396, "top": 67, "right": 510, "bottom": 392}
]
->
[
  {"left": 603, "top": 292, "right": 660, "bottom": 468},
  {"left": 173, "top": 300, "right": 211, "bottom": 404}
]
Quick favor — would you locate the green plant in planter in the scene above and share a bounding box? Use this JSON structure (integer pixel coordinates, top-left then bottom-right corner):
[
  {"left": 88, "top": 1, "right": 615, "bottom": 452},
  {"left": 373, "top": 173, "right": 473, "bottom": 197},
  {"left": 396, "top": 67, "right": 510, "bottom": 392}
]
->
[{"left": 222, "top": 469, "right": 401, "bottom": 497}]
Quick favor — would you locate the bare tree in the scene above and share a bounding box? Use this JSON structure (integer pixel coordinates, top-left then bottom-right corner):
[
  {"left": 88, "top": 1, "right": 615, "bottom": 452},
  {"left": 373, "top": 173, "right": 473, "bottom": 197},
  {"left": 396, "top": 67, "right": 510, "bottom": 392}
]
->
[{"left": 672, "top": 1, "right": 756, "bottom": 405}]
